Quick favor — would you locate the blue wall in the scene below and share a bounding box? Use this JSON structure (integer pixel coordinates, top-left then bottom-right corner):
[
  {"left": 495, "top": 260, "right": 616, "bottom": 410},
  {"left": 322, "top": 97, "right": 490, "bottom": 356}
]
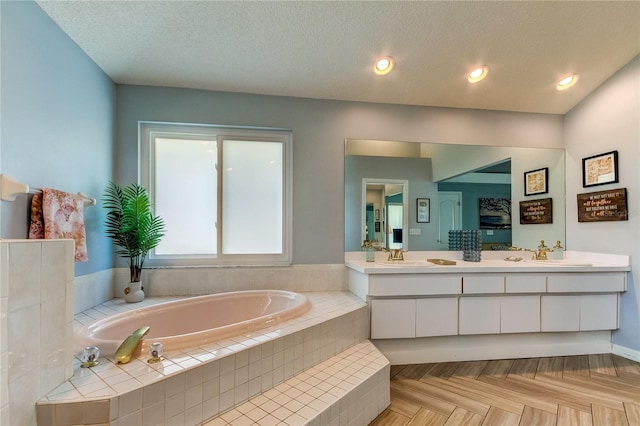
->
[
  {"left": 0, "top": 1, "right": 115, "bottom": 275},
  {"left": 345, "top": 155, "right": 438, "bottom": 251},
  {"left": 438, "top": 182, "right": 512, "bottom": 246}
]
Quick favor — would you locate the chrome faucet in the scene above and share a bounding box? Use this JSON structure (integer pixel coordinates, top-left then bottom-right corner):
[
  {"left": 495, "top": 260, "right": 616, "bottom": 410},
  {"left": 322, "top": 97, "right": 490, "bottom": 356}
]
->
[{"left": 114, "top": 326, "right": 150, "bottom": 364}]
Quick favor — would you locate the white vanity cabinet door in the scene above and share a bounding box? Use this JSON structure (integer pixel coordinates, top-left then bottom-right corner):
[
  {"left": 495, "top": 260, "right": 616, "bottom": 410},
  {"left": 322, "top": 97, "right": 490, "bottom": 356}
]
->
[
  {"left": 370, "top": 299, "right": 416, "bottom": 339},
  {"left": 541, "top": 295, "right": 581, "bottom": 331},
  {"left": 459, "top": 297, "right": 501, "bottom": 335},
  {"left": 416, "top": 298, "right": 458, "bottom": 337},
  {"left": 580, "top": 294, "right": 618, "bottom": 330},
  {"left": 501, "top": 296, "right": 540, "bottom": 333},
  {"left": 463, "top": 275, "right": 505, "bottom": 294}
]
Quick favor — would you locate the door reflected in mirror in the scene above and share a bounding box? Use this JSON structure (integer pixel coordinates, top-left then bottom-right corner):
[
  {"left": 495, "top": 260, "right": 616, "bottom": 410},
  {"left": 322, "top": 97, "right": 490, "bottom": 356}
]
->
[{"left": 362, "top": 179, "right": 408, "bottom": 250}]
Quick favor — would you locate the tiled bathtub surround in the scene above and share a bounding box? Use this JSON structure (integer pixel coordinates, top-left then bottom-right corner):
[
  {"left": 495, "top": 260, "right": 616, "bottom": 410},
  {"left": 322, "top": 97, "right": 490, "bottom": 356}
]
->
[
  {"left": 0, "top": 240, "right": 75, "bottom": 426},
  {"left": 74, "top": 263, "right": 348, "bottom": 316},
  {"left": 37, "top": 292, "right": 371, "bottom": 425},
  {"left": 206, "top": 341, "right": 389, "bottom": 426},
  {"left": 116, "top": 264, "right": 349, "bottom": 298}
]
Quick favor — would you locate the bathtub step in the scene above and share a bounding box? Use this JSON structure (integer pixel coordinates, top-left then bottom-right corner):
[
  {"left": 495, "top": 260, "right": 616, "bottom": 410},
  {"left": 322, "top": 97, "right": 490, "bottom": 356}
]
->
[{"left": 204, "top": 340, "right": 390, "bottom": 426}]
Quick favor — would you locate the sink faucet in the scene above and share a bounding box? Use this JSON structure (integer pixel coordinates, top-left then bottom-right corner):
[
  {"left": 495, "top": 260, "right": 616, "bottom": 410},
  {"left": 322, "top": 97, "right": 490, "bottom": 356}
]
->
[
  {"left": 528, "top": 240, "right": 552, "bottom": 260},
  {"left": 386, "top": 248, "right": 405, "bottom": 261},
  {"left": 114, "top": 326, "right": 150, "bottom": 364}
]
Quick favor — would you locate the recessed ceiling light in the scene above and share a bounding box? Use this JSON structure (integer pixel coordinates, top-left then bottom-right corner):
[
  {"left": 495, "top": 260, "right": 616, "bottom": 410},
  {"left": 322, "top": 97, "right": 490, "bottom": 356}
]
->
[
  {"left": 556, "top": 74, "right": 579, "bottom": 91},
  {"left": 374, "top": 57, "right": 395, "bottom": 76},
  {"left": 468, "top": 66, "right": 488, "bottom": 83}
]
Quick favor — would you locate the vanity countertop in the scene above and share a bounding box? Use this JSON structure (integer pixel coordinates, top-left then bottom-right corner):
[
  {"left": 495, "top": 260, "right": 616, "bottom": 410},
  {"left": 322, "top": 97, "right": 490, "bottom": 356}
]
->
[{"left": 345, "top": 250, "right": 630, "bottom": 274}]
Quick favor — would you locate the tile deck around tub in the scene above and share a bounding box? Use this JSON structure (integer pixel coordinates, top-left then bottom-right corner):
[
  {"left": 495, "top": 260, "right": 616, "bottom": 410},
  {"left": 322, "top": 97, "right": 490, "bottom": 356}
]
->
[
  {"left": 204, "top": 340, "right": 390, "bottom": 426},
  {"left": 40, "top": 292, "right": 367, "bottom": 404}
]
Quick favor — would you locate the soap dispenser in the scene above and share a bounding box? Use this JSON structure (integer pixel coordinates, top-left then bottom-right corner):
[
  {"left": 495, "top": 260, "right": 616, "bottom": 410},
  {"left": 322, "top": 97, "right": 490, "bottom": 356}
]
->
[{"left": 553, "top": 240, "right": 564, "bottom": 260}]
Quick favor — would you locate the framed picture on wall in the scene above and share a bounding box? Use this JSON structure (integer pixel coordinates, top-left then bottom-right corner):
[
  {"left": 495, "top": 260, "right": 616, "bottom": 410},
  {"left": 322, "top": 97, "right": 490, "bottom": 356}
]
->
[
  {"left": 416, "top": 198, "right": 430, "bottom": 223},
  {"left": 524, "top": 167, "right": 548, "bottom": 196},
  {"left": 375, "top": 209, "right": 380, "bottom": 221},
  {"left": 582, "top": 150, "right": 618, "bottom": 187}
]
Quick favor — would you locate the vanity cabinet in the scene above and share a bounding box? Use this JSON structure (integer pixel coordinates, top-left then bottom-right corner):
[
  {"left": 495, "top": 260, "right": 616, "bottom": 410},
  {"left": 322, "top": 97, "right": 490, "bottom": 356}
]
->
[
  {"left": 500, "top": 295, "right": 541, "bottom": 333},
  {"left": 459, "top": 297, "right": 501, "bottom": 334},
  {"left": 347, "top": 252, "right": 629, "bottom": 363},
  {"left": 459, "top": 295, "right": 540, "bottom": 335},
  {"left": 370, "top": 297, "right": 458, "bottom": 339},
  {"left": 416, "top": 298, "right": 458, "bottom": 337},
  {"left": 541, "top": 294, "right": 618, "bottom": 332},
  {"left": 462, "top": 274, "right": 504, "bottom": 294},
  {"left": 357, "top": 267, "right": 627, "bottom": 340},
  {"left": 370, "top": 299, "right": 415, "bottom": 339}
]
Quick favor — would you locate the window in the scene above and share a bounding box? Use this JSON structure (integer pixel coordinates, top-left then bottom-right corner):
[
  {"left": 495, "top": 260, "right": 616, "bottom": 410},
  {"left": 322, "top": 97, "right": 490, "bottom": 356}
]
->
[{"left": 140, "top": 122, "right": 292, "bottom": 266}]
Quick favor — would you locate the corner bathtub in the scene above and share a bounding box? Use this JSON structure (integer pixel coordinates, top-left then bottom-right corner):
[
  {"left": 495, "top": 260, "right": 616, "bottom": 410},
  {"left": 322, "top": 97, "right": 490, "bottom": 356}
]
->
[{"left": 75, "top": 290, "right": 312, "bottom": 357}]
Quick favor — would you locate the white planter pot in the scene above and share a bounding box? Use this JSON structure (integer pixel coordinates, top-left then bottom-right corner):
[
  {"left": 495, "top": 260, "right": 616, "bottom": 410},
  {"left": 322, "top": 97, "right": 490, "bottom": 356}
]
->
[{"left": 123, "top": 281, "right": 145, "bottom": 303}]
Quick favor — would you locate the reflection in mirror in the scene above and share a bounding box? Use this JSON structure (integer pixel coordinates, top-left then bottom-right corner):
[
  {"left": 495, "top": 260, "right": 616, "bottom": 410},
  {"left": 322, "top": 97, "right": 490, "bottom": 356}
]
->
[
  {"left": 362, "top": 179, "right": 407, "bottom": 250},
  {"left": 345, "top": 139, "right": 565, "bottom": 252}
]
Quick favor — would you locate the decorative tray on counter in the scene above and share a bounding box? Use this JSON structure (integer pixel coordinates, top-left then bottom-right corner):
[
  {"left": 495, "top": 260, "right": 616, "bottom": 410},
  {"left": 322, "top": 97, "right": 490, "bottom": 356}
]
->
[{"left": 427, "top": 258, "right": 457, "bottom": 265}]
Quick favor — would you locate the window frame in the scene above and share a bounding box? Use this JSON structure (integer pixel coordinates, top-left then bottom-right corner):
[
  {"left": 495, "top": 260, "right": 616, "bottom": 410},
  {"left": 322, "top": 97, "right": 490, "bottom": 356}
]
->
[{"left": 139, "top": 121, "right": 293, "bottom": 267}]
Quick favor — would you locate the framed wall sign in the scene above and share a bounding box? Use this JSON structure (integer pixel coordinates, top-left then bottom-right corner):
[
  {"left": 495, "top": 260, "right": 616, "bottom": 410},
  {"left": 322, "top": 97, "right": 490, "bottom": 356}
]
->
[
  {"left": 524, "top": 167, "right": 548, "bottom": 196},
  {"left": 416, "top": 198, "right": 430, "bottom": 223},
  {"left": 582, "top": 150, "right": 618, "bottom": 187},
  {"left": 577, "top": 188, "right": 628, "bottom": 222},
  {"left": 520, "top": 198, "right": 552, "bottom": 224}
]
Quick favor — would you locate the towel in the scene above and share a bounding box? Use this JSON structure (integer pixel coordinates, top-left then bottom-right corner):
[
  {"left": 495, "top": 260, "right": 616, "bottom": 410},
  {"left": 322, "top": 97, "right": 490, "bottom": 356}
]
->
[
  {"left": 28, "top": 192, "right": 45, "bottom": 239},
  {"left": 41, "top": 188, "right": 88, "bottom": 262}
]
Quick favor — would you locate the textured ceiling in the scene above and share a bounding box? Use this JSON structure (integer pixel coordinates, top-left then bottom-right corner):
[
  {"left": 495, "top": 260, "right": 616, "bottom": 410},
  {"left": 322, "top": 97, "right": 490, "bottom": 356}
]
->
[{"left": 36, "top": 1, "right": 640, "bottom": 115}]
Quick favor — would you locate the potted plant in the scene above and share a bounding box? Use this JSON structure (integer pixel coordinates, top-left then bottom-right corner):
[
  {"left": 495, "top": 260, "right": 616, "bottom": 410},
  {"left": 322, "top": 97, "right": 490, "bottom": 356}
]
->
[{"left": 103, "top": 181, "right": 165, "bottom": 302}]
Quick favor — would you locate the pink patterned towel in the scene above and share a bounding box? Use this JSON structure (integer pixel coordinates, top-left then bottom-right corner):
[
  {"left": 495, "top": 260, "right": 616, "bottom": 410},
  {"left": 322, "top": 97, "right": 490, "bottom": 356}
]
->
[
  {"left": 42, "top": 188, "right": 88, "bottom": 262},
  {"left": 29, "top": 192, "right": 45, "bottom": 239}
]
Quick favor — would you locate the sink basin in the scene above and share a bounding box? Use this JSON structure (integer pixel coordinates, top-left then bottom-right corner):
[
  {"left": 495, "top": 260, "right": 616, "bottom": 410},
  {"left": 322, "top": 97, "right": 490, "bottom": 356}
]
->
[
  {"left": 524, "top": 259, "right": 592, "bottom": 266},
  {"left": 375, "top": 261, "right": 433, "bottom": 267}
]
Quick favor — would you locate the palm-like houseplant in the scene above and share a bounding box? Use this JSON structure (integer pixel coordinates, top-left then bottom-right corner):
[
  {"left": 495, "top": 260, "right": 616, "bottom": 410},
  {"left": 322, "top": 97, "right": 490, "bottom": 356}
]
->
[{"left": 103, "top": 182, "right": 165, "bottom": 289}]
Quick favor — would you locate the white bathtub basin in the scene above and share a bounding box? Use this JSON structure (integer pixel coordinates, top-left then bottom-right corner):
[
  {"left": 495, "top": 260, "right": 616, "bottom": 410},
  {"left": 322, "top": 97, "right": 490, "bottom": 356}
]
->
[{"left": 74, "top": 290, "right": 311, "bottom": 356}]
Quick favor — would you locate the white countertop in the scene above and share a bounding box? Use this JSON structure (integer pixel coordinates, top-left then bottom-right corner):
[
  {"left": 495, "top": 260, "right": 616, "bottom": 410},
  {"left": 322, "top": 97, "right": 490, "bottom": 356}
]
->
[{"left": 345, "top": 250, "right": 631, "bottom": 274}]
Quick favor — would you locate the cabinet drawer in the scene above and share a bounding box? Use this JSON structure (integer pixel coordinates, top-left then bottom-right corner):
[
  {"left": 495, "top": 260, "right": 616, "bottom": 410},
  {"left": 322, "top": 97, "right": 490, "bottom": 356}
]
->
[
  {"left": 370, "top": 299, "right": 416, "bottom": 339},
  {"left": 547, "top": 273, "right": 626, "bottom": 292},
  {"left": 505, "top": 274, "right": 547, "bottom": 293},
  {"left": 370, "top": 274, "right": 461, "bottom": 296},
  {"left": 463, "top": 275, "right": 505, "bottom": 294}
]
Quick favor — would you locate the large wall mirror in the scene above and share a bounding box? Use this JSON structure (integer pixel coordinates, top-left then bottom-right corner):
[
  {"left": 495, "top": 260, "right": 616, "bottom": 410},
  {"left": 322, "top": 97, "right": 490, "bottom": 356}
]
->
[{"left": 345, "top": 139, "right": 566, "bottom": 252}]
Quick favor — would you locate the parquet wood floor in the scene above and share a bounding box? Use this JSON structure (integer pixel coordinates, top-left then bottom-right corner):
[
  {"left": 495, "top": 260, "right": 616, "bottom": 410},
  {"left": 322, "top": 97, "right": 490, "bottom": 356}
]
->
[{"left": 370, "top": 354, "right": 640, "bottom": 425}]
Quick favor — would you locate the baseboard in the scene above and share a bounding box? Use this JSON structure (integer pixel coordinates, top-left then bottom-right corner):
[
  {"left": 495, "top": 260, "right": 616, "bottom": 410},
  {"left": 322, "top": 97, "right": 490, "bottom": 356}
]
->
[
  {"left": 612, "top": 343, "right": 640, "bottom": 362},
  {"left": 373, "top": 331, "right": 613, "bottom": 364}
]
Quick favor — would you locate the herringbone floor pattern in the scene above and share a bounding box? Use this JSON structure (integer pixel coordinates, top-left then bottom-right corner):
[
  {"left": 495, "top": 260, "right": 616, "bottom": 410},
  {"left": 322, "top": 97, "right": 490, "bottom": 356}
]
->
[{"left": 370, "top": 354, "right": 640, "bottom": 425}]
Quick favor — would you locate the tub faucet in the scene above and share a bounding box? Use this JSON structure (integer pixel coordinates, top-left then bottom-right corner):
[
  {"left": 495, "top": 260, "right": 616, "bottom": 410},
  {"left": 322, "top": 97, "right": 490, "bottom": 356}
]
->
[{"left": 114, "top": 326, "right": 150, "bottom": 364}]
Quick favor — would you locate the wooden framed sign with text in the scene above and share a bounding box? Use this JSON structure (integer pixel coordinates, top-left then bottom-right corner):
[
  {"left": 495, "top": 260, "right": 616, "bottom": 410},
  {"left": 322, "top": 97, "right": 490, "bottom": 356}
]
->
[
  {"left": 577, "top": 188, "right": 628, "bottom": 222},
  {"left": 520, "top": 198, "right": 553, "bottom": 224}
]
